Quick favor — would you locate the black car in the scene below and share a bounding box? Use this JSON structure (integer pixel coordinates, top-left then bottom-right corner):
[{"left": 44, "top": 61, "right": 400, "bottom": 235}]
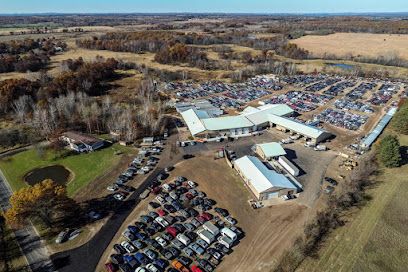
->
[
  {"left": 163, "top": 204, "right": 176, "bottom": 213},
  {"left": 178, "top": 256, "right": 191, "bottom": 266},
  {"left": 161, "top": 248, "right": 174, "bottom": 260},
  {"left": 134, "top": 221, "right": 147, "bottom": 230},
  {"left": 162, "top": 232, "right": 173, "bottom": 241},
  {"left": 149, "top": 201, "right": 161, "bottom": 209},
  {"left": 140, "top": 215, "right": 153, "bottom": 223},
  {"left": 324, "top": 177, "right": 338, "bottom": 186},
  {"left": 151, "top": 222, "right": 163, "bottom": 232},
  {"left": 186, "top": 208, "right": 198, "bottom": 217},
  {"left": 118, "top": 263, "right": 132, "bottom": 272},
  {"left": 110, "top": 254, "right": 124, "bottom": 265},
  {"left": 148, "top": 211, "right": 159, "bottom": 219},
  {"left": 167, "top": 246, "right": 180, "bottom": 258},
  {"left": 214, "top": 207, "right": 229, "bottom": 217},
  {"left": 198, "top": 259, "right": 213, "bottom": 272},
  {"left": 183, "top": 154, "right": 194, "bottom": 160},
  {"left": 113, "top": 244, "right": 126, "bottom": 254},
  {"left": 173, "top": 223, "right": 185, "bottom": 233},
  {"left": 214, "top": 242, "right": 229, "bottom": 254},
  {"left": 184, "top": 231, "right": 197, "bottom": 241},
  {"left": 119, "top": 185, "right": 135, "bottom": 193},
  {"left": 145, "top": 227, "right": 156, "bottom": 236}
]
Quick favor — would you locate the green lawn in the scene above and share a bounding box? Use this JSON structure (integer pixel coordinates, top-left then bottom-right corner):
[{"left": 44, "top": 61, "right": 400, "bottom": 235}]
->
[
  {"left": 0, "top": 143, "right": 134, "bottom": 196},
  {"left": 297, "top": 135, "right": 408, "bottom": 272}
]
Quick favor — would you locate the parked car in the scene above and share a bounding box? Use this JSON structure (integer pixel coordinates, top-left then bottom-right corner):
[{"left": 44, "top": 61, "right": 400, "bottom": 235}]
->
[
  {"left": 214, "top": 207, "right": 228, "bottom": 217},
  {"left": 146, "top": 264, "right": 159, "bottom": 272},
  {"left": 113, "top": 244, "right": 126, "bottom": 254},
  {"left": 120, "top": 241, "right": 136, "bottom": 253},
  {"left": 182, "top": 247, "right": 195, "bottom": 257},
  {"left": 55, "top": 228, "right": 70, "bottom": 244},
  {"left": 107, "top": 184, "right": 119, "bottom": 191},
  {"left": 144, "top": 249, "right": 158, "bottom": 260},
  {"left": 155, "top": 236, "right": 168, "bottom": 247},
  {"left": 225, "top": 216, "right": 237, "bottom": 225},
  {"left": 189, "top": 243, "right": 205, "bottom": 255}
]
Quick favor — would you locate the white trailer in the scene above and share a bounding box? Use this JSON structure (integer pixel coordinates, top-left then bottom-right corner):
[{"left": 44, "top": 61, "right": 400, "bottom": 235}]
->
[
  {"left": 197, "top": 229, "right": 215, "bottom": 244},
  {"left": 278, "top": 156, "right": 300, "bottom": 177},
  {"left": 203, "top": 222, "right": 220, "bottom": 236}
]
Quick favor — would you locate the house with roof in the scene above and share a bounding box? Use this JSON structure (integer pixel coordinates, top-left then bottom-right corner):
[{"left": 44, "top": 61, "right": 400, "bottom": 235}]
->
[
  {"left": 233, "top": 155, "right": 300, "bottom": 200},
  {"left": 255, "top": 142, "right": 287, "bottom": 161},
  {"left": 61, "top": 131, "right": 104, "bottom": 153}
]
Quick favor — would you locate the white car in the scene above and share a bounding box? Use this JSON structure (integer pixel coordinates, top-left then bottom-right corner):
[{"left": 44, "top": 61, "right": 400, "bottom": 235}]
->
[
  {"left": 187, "top": 180, "right": 196, "bottom": 188},
  {"left": 142, "top": 166, "right": 151, "bottom": 172},
  {"left": 107, "top": 184, "right": 118, "bottom": 191},
  {"left": 120, "top": 241, "right": 135, "bottom": 253},
  {"left": 113, "top": 193, "right": 125, "bottom": 201},
  {"left": 146, "top": 264, "right": 159, "bottom": 272},
  {"left": 135, "top": 268, "right": 146, "bottom": 272},
  {"left": 155, "top": 236, "right": 168, "bottom": 247},
  {"left": 155, "top": 217, "right": 169, "bottom": 228}
]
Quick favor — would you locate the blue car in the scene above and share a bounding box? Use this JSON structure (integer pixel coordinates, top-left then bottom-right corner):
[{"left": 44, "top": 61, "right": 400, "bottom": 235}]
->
[
  {"left": 123, "top": 255, "right": 140, "bottom": 269},
  {"left": 154, "top": 258, "right": 168, "bottom": 270},
  {"left": 128, "top": 225, "right": 139, "bottom": 234},
  {"left": 134, "top": 252, "right": 149, "bottom": 265},
  {"left": 135, "top": 232, "right": 148, "bottom": 241}
]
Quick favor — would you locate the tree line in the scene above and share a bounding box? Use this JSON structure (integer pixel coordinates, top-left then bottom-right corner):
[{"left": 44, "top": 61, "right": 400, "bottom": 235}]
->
[{"left": 0, "top": 38, "right": 67, "bottom": 73}]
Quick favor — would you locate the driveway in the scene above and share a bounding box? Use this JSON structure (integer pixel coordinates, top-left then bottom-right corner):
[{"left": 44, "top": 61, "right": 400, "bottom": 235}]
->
[{"left": 0, "top": 170, "right": 55, "bottom": 272}]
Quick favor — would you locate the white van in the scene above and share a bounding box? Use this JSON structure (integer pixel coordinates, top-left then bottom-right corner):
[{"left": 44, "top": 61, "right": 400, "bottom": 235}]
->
[
  {"left": 176, "top": 233, "right": 191, "bottom": 246},
  {"left": 221, "top": 227, "right": 237, "bottom": 241}
]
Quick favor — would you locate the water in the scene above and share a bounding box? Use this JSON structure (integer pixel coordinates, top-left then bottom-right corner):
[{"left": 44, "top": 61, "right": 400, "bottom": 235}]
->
[
  {"left": 24, "top": 165, "right": 71, "bottom": 186},
  {"left": 326, "top": 63, "right": 354, "bottom": 70}
]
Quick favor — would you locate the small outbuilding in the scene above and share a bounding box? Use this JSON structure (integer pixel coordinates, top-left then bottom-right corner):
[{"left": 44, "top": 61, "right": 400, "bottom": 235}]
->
[
  {"left": 255, "top": 142, "right": 286, "bottom": 160},
  {"left": 61, "top": 131, "right": 104, "bottom": 153}
]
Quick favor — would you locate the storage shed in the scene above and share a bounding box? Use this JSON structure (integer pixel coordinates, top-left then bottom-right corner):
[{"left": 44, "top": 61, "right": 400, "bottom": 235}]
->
[
  {"left": 234, "top": 155, "right": 298, "bottom": 200},
  {"left": 255, "top": 142, "right": 287, "bottom": 160}
]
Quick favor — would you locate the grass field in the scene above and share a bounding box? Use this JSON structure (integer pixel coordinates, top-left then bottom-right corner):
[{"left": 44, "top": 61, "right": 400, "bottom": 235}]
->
[
  {"left": 0, "top": 143, "right": 132, "bottom": 196},
  {"left": 297, "top": 135, "right": 408, "bottom": 272},
  {"left": 292, "top": 33, "right": 408, "bottom": 60}
]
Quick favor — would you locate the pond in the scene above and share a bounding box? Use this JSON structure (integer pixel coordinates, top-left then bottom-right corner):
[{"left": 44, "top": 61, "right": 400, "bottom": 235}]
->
[
  {"left": 326, "top": 63, "right": 354, "bottom": 70},
  {"left": 24, "top": 165, "right": 71, "bottom": 186}
]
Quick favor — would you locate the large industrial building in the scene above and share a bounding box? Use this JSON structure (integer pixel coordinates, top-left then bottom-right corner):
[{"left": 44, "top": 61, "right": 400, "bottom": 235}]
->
[
  {"left": 180, "top": 104, "right": 294, "bottom": 139},
  {"left": 234, "top": 155, "right": 300, "bottom": 200},
  {"left": 180, "top": 102, "right": 331, "bottom": 143}
]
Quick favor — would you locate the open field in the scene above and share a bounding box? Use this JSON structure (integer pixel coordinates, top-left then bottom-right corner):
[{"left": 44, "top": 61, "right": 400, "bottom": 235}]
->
[
  {"left": 0, "top": 143, "right": 133, "bottom": 196},
  {"left": 292, "top": 33, "right": 408, "bottom": 60},
  {"left": 297, "top": 135, "right": 408, "bottom": 272}
]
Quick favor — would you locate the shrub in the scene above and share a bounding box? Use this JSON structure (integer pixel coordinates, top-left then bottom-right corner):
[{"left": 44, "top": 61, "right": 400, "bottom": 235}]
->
[{"left": 378, "top": 135, "right": 401, "bottom": 168}]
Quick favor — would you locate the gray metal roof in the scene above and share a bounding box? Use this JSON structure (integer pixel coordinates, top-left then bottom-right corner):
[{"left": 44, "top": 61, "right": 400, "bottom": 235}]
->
[
  {"left": 361, "top": 107, "right": 397, "bottom": 148},
  {"left": 268, "top": 114, "right": 328, "bottom": 139}
]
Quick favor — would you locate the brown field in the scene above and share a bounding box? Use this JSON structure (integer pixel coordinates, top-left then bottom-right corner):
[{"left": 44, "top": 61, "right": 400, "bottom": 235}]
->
[{"left": 292, "top": 33, "right": 408, "bottom": 60}]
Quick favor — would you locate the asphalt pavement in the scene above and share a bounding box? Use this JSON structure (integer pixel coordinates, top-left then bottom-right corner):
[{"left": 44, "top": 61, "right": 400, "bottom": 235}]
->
[{"left": 0, "top": 169, "right": 56, "bottom": 272}]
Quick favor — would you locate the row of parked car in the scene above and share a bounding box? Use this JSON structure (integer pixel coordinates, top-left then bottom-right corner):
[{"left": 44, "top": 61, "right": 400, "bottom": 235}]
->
[
  {"left": 334, "top": 98, "right": 374, "bottom": 113},
  {"left": 264, "top": 91, "right": 333, "bottom": 113},
  {"left": 316, "top": 108, "right": 369, "bottom": 131},
  {"left": 107, "top": 147, "right": 163, "bottom": 201},
  {"left": 106, "top": 176, "right": 242, "bottom": 272}
]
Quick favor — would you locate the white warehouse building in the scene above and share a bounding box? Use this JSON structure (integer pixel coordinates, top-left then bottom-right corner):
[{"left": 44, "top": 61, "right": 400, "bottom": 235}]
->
[
  {"left": 234, "top": 155, "right": 300, "bottom": 200},
  {"left": 180, "top": 104, "right": 294, "bottom": 139}
]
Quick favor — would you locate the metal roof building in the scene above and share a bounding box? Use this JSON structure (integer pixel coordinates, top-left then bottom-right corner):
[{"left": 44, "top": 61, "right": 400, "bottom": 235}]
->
[
  {"left": 180, "top": 103, "right": 295, "bottom": 138},
  {"left": 255, "top": 142, "right": 287, "bottom": 160},
  {"left": 234, "top": 155, "right": 298, "bottom": 200},
  {"left": 268, "top": 114, "right": 331, "bottom": 144},
  {"left": 361, "top": 107, "right": 397, "bottom": 149}
]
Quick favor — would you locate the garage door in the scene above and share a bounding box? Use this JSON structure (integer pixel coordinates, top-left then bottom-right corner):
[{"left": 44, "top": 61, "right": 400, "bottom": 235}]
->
[
  {"left": 236, "top": 128, "right": 243, "bottom": 135},
  {"left": 243, "top": 127, "right": 249, "bottom": 134},
  {"left": 264, "top": 192, "right": 279, "bottom": 200}
]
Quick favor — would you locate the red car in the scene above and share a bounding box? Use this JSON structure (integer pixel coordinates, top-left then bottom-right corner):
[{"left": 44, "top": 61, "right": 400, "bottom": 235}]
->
[
  {"left": 166, "top": 226, "right": 178, "bottom": 238},
  {"left": 196, "top": 215, "right": 207, "bottom": 223},
  {"left": 185, "top": 192, "right": 194, "bottom": 200},
  {"left": 190, "top": 265, "right": 203, "bottom": 272},
  {"left": 152, "top": 186, "right": 162, "bottom": 195},
  {"left": 201, "top": 212, "right": 213, "bottom": 221},
  {"left": 157, "top": 209, "right": 167, "bottom": 216},
  {"left": 105, "top": 262, "right": 117, "bottom": 272}
]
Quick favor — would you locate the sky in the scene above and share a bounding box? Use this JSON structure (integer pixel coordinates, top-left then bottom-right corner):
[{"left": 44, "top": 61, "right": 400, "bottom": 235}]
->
[{"left": 0, "top": 0, "right": 407, "bottom": 14}]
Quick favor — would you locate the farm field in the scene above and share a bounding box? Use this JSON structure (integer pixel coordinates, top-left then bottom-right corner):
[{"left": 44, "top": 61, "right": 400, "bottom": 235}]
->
[
  {"left": 0, "top": 143, "right": 133, "bottom": 196},
  {"left": 292, "top": 33, "right": 408, "bottom": 60},
  {"left": 297, "top": 135, "right": 408, "bottom": 272}
]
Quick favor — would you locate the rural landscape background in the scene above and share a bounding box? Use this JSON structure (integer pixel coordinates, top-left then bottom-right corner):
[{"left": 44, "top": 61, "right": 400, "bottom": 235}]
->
[{"left": 0, "top": 1, "right": 407, "bottom": 272}]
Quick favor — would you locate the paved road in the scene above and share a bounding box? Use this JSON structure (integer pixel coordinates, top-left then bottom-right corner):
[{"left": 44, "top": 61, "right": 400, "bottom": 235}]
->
[{"left": 0, "top": 170, "right": 56, "bottom": 272}]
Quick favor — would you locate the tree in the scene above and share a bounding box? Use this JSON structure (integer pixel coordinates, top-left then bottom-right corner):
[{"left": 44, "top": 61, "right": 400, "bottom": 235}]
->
[
  {"left": 391, "top": 101, "right": 408, "bottom": 135},
  {"left": 4, "top": 180, "right": 79, "bottom": 228},
  {"left": 378, "top": 135, "right": 401, "bottom": 168}
]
